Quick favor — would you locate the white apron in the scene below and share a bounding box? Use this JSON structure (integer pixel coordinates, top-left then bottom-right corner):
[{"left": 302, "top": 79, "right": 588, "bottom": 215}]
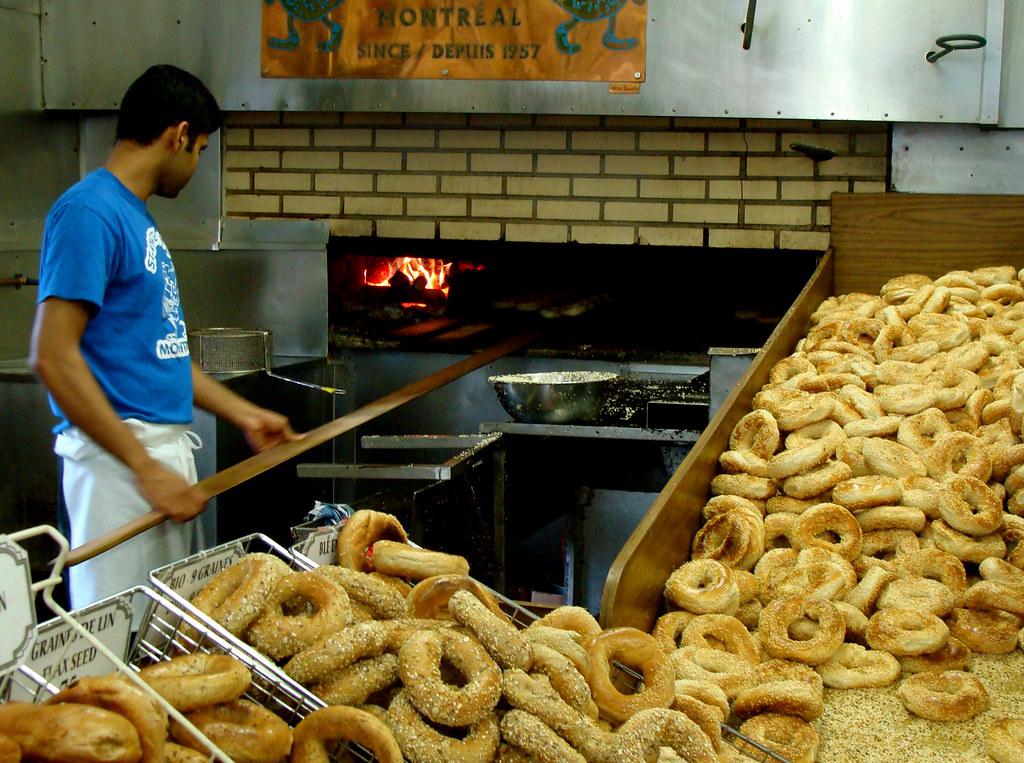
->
[{"left": 56, "top": 419, "right": 202, "bottom": 619}]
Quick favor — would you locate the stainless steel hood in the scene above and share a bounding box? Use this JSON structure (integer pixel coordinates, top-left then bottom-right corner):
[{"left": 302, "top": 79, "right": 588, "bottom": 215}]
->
[{"left": 39, "top": 0, "right": 1010, "bottom": 124}]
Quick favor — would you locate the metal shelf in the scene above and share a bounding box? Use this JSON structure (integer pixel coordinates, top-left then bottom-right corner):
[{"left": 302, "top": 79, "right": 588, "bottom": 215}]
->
[{"left": 481, "top": 421, "right": 700, "bottom": 442}]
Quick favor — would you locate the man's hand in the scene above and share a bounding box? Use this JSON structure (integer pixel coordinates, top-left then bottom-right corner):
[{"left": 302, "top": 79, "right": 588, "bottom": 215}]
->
[
  {"left": 238, "top": 407, "right": 303, "bottom": 453},
  {"left": 135, "top": 461, "right": 208, "bottom": 522}
]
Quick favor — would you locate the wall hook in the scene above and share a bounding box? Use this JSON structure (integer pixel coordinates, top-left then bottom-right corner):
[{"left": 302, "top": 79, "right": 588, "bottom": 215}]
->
[
  {"left": 926, "top": 34, "right": 986, "bottom": 63},
  {"left": 741, "top": 0, "right": 756, "bottom": 50},
  {"left": 789, "top": 142, "right": 835, "bottom": 162}
]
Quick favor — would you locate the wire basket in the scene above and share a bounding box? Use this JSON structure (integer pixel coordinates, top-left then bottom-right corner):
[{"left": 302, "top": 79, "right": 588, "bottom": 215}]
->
[
  {"left": 0, "top": 526, "right": 232, "bottom": 761},
  {"left": 148, "top": 532, "right": 314, "bottom": 677}
]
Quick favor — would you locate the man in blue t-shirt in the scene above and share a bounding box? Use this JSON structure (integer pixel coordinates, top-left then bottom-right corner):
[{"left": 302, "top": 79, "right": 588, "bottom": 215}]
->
[{"left": 29, "top": 65, "right": 300, "bottom": 611}]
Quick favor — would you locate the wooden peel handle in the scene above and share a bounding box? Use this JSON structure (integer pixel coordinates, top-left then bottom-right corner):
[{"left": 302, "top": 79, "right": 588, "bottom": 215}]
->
[{"left": 65, "top": 330, "right": 540, "bottom": 567}]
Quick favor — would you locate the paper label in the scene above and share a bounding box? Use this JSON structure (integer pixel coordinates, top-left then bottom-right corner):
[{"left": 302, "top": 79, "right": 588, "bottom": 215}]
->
[
  {"left": 295, "top": 527, "right": 337, "bottom": 567},
  {"left": 151, "top": 541, "right": 246, "bottom": 600},
  {"left": 7, "top": 596, "right": 133, "bottom": 701},
  {"left": 0, "top": 537, "right": 37, "bottom": 676}
]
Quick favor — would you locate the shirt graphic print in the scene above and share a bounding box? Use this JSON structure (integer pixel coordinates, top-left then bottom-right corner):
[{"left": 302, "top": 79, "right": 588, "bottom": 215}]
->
[{"left": 149, "top": 227, "right": 191, "bottom": 361}]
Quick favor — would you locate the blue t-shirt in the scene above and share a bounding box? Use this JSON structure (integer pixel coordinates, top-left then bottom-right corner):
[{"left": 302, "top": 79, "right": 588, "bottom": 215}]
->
[{"left": 38, "top": 169, "right": 193, "bottom": 433}]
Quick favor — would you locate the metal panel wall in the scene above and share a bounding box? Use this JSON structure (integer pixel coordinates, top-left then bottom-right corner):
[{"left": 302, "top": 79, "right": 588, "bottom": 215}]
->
[
  {"left": 892, "top": 124, "right": 1024, "bottom": 194},
  {"left": 1001, "top": 0, "right": 1024, "bottom": 126},
  {"left": 0, "top": 2, "right": 79, "bottom": 249},
  {"left": 41, "top": 0, "right": 1002, "bottom": 123}
]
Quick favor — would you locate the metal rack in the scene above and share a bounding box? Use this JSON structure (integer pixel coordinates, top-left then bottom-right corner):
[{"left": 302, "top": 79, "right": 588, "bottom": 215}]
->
[
  {"left": 148, "top": 532, "right": 383, "bottom": 761},
  {"left": 0, "top": 525, "right": 231, "bottom": 762},
  {"left": 148, "top": 532, "right": 319, "bottom": 679}
]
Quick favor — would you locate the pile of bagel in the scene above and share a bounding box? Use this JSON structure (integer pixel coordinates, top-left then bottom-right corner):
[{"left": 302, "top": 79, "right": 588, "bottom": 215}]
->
[
  {"left": 186, "top": 510, "right": 731, "bottom": 762},
  {"left": 0, "top": 652, "right": 373, "bottom": 763},
  {"left": 659, "top": 264, "right": 1024, "bottom": 762}
]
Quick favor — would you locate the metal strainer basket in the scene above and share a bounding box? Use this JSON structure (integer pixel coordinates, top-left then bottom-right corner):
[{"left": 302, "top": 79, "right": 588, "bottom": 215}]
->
[{"left": 188, "top": 327, "right": 272, "bottom": 373}]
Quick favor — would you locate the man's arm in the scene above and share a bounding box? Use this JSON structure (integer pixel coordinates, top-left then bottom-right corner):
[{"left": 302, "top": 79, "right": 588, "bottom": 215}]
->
[
  {"left": 191, "top": 365, "right": 301, "bottom": 453},
  {"left": 29, "top": 297, "right": 206, "bottom": 521}
]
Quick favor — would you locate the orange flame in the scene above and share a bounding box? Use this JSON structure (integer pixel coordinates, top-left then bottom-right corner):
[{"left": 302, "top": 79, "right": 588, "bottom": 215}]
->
[{"left": 364, "top": 257, "right": 453, "bottom": 297}]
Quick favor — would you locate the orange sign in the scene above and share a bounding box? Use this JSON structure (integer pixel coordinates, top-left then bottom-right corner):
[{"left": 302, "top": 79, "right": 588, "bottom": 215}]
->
[{"left": 261, "top": 1, "right": 647, "bottom": 82}]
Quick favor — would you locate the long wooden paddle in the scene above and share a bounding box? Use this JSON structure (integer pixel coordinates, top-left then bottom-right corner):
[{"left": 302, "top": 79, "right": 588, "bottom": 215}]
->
[{"left": 66, "top": 330, "right": 541, "bottom": 567}]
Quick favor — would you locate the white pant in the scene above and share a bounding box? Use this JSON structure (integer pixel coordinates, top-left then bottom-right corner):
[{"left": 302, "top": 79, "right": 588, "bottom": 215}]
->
[{"left": 57, "top": 419, "right": 202, "bottom": 617}]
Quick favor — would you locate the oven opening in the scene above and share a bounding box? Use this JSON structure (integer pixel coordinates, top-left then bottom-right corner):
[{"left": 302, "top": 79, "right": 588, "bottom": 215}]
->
[{"left": 327, "top": 237, "right": 821, "bottom": 361}]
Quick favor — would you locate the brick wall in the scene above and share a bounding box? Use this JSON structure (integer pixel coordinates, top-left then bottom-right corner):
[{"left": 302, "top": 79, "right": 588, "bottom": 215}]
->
[{"left": 223, "top": 112, "right": 889, "bottom": 249}]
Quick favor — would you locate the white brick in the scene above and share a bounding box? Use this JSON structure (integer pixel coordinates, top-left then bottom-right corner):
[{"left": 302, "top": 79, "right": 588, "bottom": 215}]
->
[
  {"left": 571, "top": 132, "right": 635, "bottom": 151},
  {"left": 638, "top": 132, "right": 704, "bottom": 152},
  {"left": 225, "top": 151, "right": 280, "bottom": 169},
  {"left": 224, "top": 171, "right": 250, "bottom": 191},
  {"left": 376, "top": 129, "right": 435, "bottom": 148},
  {"left": 606, "top": 155, "right": 669, "bottom": 175},
  {"left": 439, "top": 130, "right": 501, "bottom": 149},
  {"left": 853, "top": 181, "right": 888, "bottom": 193},
  {"left": 225, "top": 195, "right": 278, "bottom": 214},
  {"left": 640, "top": 179, "right": 705, "bottom": 200},
  {"left": 537, "top": 200, "right": 600, "bottom": 220},
  {"left": 473, "top": 199, "right": 531, "bottom": 217},
  {"left": 708, "top": 132, "right": 777, "bottom": 152},
  {"left": 780, "top": 230, "right": 831, "bottom": 250},
  {"left": 508, "top": 177, "right": 570, "bottom": 196},
  {"left": 253, "top": 128, "right": 309, "bottom": 147},
  {"left": 605, "top": 201, "right": 669, "bottom": 223},
  {"left": 744, "top": 205, "right": 812, "bottom": 226},
  {"left": 817, "top": 156, "right": 887, "bottom": 177},
  {"left": 781, "top": 180, "right": 849, "bottom": 200},
  {"left": 407, "top": 153, "right": 467, "bottom": 172},
  {"left": 506, "top": 131, "right": 566, "bottom": 151},
  {"left": 440, "top": 222, "right": 502, "bottom": 240},
  {"left": 254, "top": 172, "right": 311, "bottom": 192},
  {"left": 536, "top": 154, "right": 600, "bottom": 175},
  {"left": 441, "top": 175, "right": 503, "bottom": 195},
  {"left": 505, "top": 223, "right": 568, "bottom": 243},
  {"left": 330, "top": 218, "right": 373, "bottom": 237},
  {"left": 283, "top": 151, "right": 340, "bottom": 170},
  {"left": 638, "top": 226, "right": 703, "bottom": 246},
  {"left": 342, "top": 152, "right": 401, "bottom": 171},
  {"left": 314, "top": 129, "right": 373, "bottom": 147},
  {"left": 315, "top": 173, "right": 374, "bottom": 193},
  {"left": 709, "top": 180, "right": 777, "bottom": 199},
  {"left": 573, "top": 178, "right": 637, "bottom": 198},
  {"left": 378, "top": 175, "right": 437, "bottom": 193},
  {"left": 673, "top": 203, "right": 738, "bottom": 224},
  {"left": 674, "top": 156, "right": 741, "bottom": 176},
  {"left": 345, "top": 197, "right": 403, "bottom": 216},
  {"left": 472, "top": 153, "right": 533, "bottom": 173},
  {"left": 708, "top": 228, "right": 775, "bottom": 248},
  {"left": 283, "top": 196, "right": 340, "bottom": 215},
  {"left": 406, "top": 197, "right": 468, "bottom": 217},
  {"left": 224, "top": 128, "right": 250, "bottom": 148},
  {"left": 746, "top": 157, "right": 813, "bottom": 177},
  {"left": 571, "top": 225, "right": 636, "bottom": 245},
  {"left": 378, "top": 219, "right": 435, "bottom": 238}
]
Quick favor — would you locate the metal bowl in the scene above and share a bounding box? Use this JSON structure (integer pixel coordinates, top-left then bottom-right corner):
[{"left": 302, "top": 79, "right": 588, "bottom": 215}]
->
[{"left": 488, "top": 371, "right": 618, "bottom": 424}]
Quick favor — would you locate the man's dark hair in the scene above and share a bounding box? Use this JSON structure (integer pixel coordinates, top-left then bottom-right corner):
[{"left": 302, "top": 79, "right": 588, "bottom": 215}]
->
[{"left": 116, "top": 64, "right": 221, "bottom": 149}]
